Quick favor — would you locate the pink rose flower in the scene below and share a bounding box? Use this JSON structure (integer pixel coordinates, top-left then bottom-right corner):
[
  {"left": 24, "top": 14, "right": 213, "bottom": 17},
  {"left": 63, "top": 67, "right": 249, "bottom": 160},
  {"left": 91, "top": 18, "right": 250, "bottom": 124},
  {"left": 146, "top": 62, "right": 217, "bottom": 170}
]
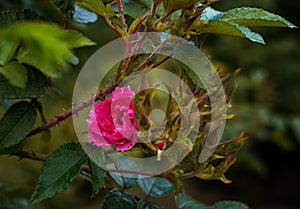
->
[{"left": 87, "top": 87, "right": 137, "bottom": 151}]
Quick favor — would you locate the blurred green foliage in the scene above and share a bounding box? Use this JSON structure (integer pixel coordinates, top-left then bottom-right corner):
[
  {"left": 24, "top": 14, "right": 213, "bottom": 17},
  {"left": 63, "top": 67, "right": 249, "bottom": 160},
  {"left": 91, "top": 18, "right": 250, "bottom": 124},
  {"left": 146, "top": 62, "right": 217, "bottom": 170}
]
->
[{"left": 0, "top": 0, "right": 299, "bottom": 209}]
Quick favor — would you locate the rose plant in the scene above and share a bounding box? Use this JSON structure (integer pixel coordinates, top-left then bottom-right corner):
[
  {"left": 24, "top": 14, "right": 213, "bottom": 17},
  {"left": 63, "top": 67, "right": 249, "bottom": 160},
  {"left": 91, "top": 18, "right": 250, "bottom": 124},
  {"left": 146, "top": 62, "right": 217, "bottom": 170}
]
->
[{"left": 0, "top": 0, "right": 296, "bottom": 209}]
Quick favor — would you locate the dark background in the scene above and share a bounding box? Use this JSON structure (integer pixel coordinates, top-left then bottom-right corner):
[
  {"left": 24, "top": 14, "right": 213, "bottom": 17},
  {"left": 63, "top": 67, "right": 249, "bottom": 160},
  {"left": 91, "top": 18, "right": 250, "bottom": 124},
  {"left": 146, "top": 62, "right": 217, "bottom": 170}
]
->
[{"left": 0, "top": 0, "right": 299, "bottom": 208}]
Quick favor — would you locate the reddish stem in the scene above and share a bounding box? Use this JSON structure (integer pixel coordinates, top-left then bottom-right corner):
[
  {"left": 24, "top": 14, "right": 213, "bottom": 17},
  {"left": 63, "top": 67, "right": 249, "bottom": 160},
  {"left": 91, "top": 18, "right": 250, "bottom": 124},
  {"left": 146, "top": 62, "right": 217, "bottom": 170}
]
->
[
  {"left": 150, "top": 55, "right": 172, "bottom": 69},
  {"left": 116, "top": 0, "right": 126, "bottom": 24},
  {"left": 130, "top": 10, "right": 152, "bottom": 35},
  {"left": 13, "top": 150, "right": 48, "bottom": 162},
  {"left": 27, "top": 83, "right": 117, "bottom": 137}
]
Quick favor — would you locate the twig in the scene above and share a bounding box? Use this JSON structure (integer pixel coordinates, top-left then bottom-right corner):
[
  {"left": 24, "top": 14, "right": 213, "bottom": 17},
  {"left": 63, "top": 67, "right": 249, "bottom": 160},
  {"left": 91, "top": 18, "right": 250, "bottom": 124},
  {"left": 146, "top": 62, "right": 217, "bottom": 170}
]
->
[
  {"left": 133, "top": 35, "right": 171, "bottom": 72},
  {"left": 103, "top": 15, "right": 125, "bottom": 39},
  {"left": 107, "top": 168, "right": 157, "bottom": 177},
  {"left": 149, "top": 54, "right": 172, "bottom": 69},
  {"left": 63, "top": 18, "right": 70, "bottom": 30},
  {"left": 13, "top": 151, "right": 160, "bottom": 179},
  {"left": 154, "top": 12, "right": 171, "bottom": 25},
  {"left": 116, "top": 0, "right": 126, "bottom": 24},
  {"left": 14, "top": 150, "right": 160, "bottom": 177},
  {"left": 130, "top": 10, "right": 152, "bottom": 35},
  {"left": 13, "top": 150, "right": 48, "bottom": 162},
  {"left": 27, "top": 83, "right": 117, "bottom": 137},
  {"left": 82, "top": 164, "right": 157, "bottom": 177},
  {"left": 26, "top": 30, "right": 167, "bottom": 138}
]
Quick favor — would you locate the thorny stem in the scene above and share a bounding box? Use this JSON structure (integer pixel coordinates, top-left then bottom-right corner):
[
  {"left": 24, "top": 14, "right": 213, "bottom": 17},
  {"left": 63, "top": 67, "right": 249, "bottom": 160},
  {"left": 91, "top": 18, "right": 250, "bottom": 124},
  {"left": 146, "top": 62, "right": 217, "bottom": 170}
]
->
[
  {"left": 26, "top": 8, "right": 162, "bottom": 138},
  {"left": 13, "top": 150, "right": 48, "bottom": 162},
  {"left": 115, "top": 10, "right": 152, "bottom": 81},
  {"left": 18, "top": 0, "right": 195, "bottom": 179},
  {"left": 13, "top": 151, "right": 171, "bottom": 183},
  {"left": 149, "top": 54, "right": 172, "bottom": 69},
  {"left": 13, "top": 150, "right": 172, "bottom": 178},
  {"left": 27, "top": 83, "right": 117, "bottom": 137},
  {"left": 132, "top": 35, "right": 171, "bottom": 73}
]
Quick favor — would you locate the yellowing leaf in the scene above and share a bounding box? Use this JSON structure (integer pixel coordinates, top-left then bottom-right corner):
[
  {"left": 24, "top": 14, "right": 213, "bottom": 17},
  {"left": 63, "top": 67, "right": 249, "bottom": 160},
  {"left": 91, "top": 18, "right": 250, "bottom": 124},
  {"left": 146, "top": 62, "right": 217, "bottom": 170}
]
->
[
  {"left": 0, "top": 35, "right": 19, "bottom": 66},
  {"left": 0, "top": 22, "right": 96, "bottom": 78}
]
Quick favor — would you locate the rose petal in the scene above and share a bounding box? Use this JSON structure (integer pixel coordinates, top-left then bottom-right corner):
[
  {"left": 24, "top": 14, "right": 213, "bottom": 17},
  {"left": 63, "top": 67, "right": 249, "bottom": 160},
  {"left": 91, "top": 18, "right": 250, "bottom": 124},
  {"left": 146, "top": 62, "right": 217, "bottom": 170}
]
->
[
  {"left": 86, "top": 86, "right": 137, "bottom": 152},
  {"left": 88, "top": 130, "right": 112, "bottom": 146},
  {"left": 115, "top": 137, "right": 136, "bottom": 151}
]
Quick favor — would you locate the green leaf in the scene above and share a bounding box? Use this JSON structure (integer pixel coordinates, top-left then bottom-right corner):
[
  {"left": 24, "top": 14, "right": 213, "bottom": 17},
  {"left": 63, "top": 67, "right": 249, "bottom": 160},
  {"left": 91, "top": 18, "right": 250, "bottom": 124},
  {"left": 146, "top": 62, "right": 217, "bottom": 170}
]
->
[
  {"left": 76, "top": 0, "right": 105, "bottom": 15},
  {"left": 173, "top": 43, "right": 214, "bottom": 90},
  {"left": 88, "top": 159, "right": 106, "bottom": 197},
  {"left": 176, "top": 60, "right": 205, "bottom": 89},
  {"left": 0, "top": 101, "right": 37, "bottom": 151},
  {"left": 16, "top": 38, "right": 70, "bottom": 78},
  {"left": 137, "top": 177, "right": 174, "bottom": 198},
  {"left": 31, "top": 142, "right": 88, "bottom": 203},
  {"left": 128, "top": 15, "right": 143, "bottom": 34},
  {"left": 73, "top": 4, "right": 98, "bottom": 23},
  {"left": 137, "top": 199, "right": 162, "bottom": 209},
  {"left": 122, "top": 0, "right": 149, "bottom": 19},
  {"left": 62, "top": 30, "right": 97, "bottom": 48},
  {"left": 109, "top": 173, "right": 137, "bottom": 189},
  {"left": 106, "top": 4, "right": 117, "bottom": 18},
  {"left": 0, "top": 62, "right": 28, "bottom": 88},
  {"left": 102, "top": 188, "right": 136, "bottom": 209},
  {"left": 0, "top": 67, "right": 48, "bottom": 99},
  {"left": 195, "top": 164, "right": 232, "bottom": 184},
  {"left": 108, "top": 155, "right": 139, "bottom": 189},
  {"left": 200, "top": 7, "right": 223, "bottom": 22},
  {"left": 0, "top": 35, "right": 19, "bottom": 66},
  {"left": 198, "top": 132, "right": 247, "bottom": 181},
  {"left": 220, "top": 7, "right": 296, "bottom": 28},
  {"left": 175, "top": 190, "right": 209, "bottom": 209},
  {"left": 0, "top": 142, "right": 24, "bottom": 155},
  {"left": 211, "top": 200, "right": 250, "bottom": 209},
  {"left": 226, "top": 21, "right": 265, "bottom": 44},
  {"left": 194, "top": 20, "right": 265, "bottom": 44},
  {"left": 0, "top": 9, "right": 40, "bottom": 26}
]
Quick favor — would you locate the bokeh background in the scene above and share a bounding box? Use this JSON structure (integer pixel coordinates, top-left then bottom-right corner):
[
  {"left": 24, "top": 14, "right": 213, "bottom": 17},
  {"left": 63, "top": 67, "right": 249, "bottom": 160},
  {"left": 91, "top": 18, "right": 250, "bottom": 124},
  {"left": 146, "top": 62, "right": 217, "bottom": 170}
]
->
[{"left": 0, "top": 0, "right": 299, "bottom": 208}]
